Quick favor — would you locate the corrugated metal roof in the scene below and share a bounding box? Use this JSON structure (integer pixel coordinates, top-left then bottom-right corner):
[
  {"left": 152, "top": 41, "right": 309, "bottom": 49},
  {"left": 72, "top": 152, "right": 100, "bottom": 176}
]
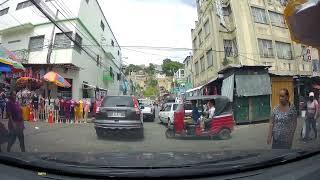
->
[
  {"left": 235, "top": 74, "right": 271, "bottom": 96},
  {"left": 221, "top": 74, "right": 234, "bottom": 102}
]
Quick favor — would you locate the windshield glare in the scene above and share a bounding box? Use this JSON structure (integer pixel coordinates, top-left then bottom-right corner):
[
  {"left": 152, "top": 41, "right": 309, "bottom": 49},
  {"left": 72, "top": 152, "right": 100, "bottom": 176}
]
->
[{"left": 0, "top": 0, "right": 319, "bottom": 175}]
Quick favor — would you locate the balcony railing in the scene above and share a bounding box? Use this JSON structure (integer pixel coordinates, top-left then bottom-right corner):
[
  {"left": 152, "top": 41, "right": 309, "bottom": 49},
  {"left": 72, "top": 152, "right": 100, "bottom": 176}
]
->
[{"left": 12, "top": 49, "right": 29, "bottom": 64}]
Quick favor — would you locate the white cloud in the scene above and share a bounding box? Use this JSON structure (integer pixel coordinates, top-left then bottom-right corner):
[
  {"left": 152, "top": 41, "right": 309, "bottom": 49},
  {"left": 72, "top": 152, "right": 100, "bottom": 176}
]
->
[{"left": 98, "top": 0, "right": 197, "bottom": 65}]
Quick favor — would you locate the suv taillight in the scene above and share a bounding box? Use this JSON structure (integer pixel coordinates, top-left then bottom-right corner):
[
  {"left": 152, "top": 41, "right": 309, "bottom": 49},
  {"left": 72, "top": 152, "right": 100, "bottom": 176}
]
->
[{"left": 132, "top": 97, "right": 140, "bottom": 115}]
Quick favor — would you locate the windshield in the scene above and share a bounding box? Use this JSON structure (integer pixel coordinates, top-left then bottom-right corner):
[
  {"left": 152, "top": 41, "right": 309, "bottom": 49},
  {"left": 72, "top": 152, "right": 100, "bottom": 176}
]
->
[
  {"left": 102, "top": 96, "right": 133, "bottom": 107},
  {"left": 0, "top": 0, "right": 319, "bottom": 177}
]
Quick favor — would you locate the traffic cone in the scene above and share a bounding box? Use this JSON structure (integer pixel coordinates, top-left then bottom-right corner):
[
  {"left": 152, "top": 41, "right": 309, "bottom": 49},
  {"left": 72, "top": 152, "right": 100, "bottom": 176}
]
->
[
  {"left": 48, "top": 110, "right": 53, "bottom": 124},
  {"left": 29, "top": 110, "right": 34, "bottom": 122}
]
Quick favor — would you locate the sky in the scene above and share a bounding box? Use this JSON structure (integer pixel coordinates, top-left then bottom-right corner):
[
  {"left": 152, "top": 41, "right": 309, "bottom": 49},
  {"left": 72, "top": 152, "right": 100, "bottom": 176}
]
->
[{"left": 98, "top": 0, "right": 198, "bottom": 66}]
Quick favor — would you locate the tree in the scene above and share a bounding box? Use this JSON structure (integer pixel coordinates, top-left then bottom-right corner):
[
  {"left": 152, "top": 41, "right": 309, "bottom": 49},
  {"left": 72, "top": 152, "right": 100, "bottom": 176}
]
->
[
  {"left": 161, "top": 58, "right": 183, "bottom": 76},
  {"left": 143, "top": 86, "right": 158, "bottom": 97},
  {"left": 125, "top": 64, "right": 143, "bottom": 75},
  {"left": 145, "top": 63, "right": 155, "bottom": 75}
]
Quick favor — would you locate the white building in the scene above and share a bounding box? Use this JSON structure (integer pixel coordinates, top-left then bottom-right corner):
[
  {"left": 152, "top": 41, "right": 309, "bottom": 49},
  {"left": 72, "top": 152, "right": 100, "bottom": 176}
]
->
[{"left": 0, "top": 0, "right": 123, "bottom": 99}]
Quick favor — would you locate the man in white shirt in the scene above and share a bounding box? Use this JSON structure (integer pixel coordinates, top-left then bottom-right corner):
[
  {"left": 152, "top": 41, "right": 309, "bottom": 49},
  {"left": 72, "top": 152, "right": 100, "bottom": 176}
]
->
[{"left": 208, "top": 99, "right": 215, "bottom": 119}]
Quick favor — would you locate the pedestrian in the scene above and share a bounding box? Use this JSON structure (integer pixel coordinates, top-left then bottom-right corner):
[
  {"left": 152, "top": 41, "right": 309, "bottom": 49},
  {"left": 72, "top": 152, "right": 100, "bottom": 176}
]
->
[
  {"left": 191, "top": 100, "right": 200, "bottom": 124},
  {"left": 54, "top": 97, "right": 60, "bottom": 123},
  {"left": 304, "top": 92, "right": 318, "bottom": 141},
  {"left": 32, "top": 94, "right": 39, "bottom": 121},
  {"left": 78, "top": 99, "right": 84, "bottom": 123},
  {"left": 70, "top": 99, "right": 75, "bottom": 123},
  {"left": 267, "top": 88, "right": 297, "bottom": 149},
  {"left": 39, "top": 96, "right": 45, "bottom": 121},
  {"left": 59, "top": 97, "right": 65, "bottom": 123},
  {"left": 6, "top": 91, "right": 25, "bottom": 152},
  {"left": 0, "top": 92, "right": 6, "bottom": 119},
  {"left": 84, "top": 100, "right": 90, "bottom": 123},
  {"left": 64, "top": 98, "right": 71, "bottom": 124}
]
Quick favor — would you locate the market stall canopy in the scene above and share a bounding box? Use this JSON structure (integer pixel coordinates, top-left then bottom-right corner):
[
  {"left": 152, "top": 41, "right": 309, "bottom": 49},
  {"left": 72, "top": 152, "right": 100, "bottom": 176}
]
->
[
  {"left": 284, "top": 0, "right": 320, "bottom": 47},
  {"left": 16, "top": 77, "right": 43, "bottom": 89},
  {"left": 0, "top": 45, "right": 25, "bottom": 73},
  {"left": 43, "top": 71, "right": 71, "bottom": 88}
]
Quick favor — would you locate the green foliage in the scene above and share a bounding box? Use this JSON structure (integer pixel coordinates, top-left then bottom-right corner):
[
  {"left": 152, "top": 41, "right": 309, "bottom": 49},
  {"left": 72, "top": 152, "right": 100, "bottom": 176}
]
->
[
  {"left": 161, "top": 58, "right": 183, "bottom": 76},
  {"left": 145, "top": 63, "right": 155, "bottom": 75},
  {"left": 143, "top": 86, "right": 158, "bottom": 97},
  {"left": 222, "top": 58, "right": 231, "bottom": 66}
]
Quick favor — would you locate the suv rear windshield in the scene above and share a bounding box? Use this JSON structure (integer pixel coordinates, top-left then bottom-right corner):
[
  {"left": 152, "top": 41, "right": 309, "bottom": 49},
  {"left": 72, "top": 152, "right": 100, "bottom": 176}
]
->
[
  {"left": 184, "top": 103, "right": 192, "bottom": 110},
  {"left": 102, "top": 96, "right": 134, "bottom": 107}
]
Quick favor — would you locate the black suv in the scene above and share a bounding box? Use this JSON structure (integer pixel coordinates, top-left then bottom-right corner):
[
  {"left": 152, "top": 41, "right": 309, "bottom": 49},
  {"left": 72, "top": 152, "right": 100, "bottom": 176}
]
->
[{"left": 94, "top": 96, "right": 144, "bottom": 138}]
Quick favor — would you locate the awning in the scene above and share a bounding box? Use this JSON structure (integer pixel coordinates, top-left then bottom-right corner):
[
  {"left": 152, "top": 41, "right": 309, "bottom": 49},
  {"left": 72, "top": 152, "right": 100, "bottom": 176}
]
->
[
  {"left": 185, "top": 85, "right": 204, "bottom": 93},
  {"left": 82, "top": 83, "right": 96, "bottom": 90}
]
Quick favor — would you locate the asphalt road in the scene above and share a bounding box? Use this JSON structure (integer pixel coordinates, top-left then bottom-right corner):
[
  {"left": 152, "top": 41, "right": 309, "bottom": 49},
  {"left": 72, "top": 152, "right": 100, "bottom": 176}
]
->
[{"left": 1, "top": 107, "right": 319, "bottom": 153}]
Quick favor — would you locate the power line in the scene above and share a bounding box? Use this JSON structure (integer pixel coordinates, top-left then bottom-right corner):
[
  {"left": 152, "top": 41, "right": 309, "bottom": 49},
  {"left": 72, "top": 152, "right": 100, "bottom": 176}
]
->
[{"left": 47, "top": 0, "right": 123, "bottom": 72}]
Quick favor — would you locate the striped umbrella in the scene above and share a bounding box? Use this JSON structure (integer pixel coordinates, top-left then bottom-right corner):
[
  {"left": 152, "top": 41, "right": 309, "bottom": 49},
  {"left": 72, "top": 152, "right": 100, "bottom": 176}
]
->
[{"left": 43, "top": 71, "right": 71, "bottom": 88}]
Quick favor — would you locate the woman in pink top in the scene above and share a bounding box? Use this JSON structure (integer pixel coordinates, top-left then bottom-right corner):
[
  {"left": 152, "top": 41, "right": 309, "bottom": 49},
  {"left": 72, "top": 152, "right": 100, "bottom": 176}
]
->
[{"left": 84, "top": 100, "right": 90, "bottom": 123}]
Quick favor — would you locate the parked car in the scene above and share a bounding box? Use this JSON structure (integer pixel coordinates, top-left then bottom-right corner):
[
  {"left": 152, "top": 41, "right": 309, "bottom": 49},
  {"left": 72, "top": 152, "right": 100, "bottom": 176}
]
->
[
  {"left": 138, "top": 99, "right": 155, "bottom": 122},
  {"left": 159, "top": 102, "right": 192, "bottom": 124},
  {"left": 94, "top": 96, "right": 144, "bottom": 138}
]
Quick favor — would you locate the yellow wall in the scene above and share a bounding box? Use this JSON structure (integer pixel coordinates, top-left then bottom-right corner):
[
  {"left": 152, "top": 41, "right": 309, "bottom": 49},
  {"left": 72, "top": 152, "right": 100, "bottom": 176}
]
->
[{"left": 271, "top": 76, "right": 294, "bottom": 110}]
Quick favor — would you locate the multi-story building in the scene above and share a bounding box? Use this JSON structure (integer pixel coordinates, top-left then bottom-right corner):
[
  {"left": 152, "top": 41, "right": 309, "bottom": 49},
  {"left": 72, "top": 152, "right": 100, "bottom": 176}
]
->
[
  {"left": 183, "top": 55, "right": 193, "bottom": 89},
  {"left": 0, "top": 0, "right": 123, "bottom": 99},
  {"left": 191, "top": 0, "right": 319, "bottom": 87},
  {"left": 156, "top": 73, "right": 172, "bottom": 96},
  {"left": 128, "top": 71, "right": 147, "bottom": 91}
]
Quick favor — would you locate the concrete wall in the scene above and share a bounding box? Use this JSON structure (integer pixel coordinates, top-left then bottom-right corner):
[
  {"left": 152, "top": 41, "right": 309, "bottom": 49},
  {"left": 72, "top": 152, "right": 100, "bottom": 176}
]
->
[
  {"left": 0, "top": 0, "right": 123, "bottom": 97},
  {"left": 191, "top": 0, "right": 318, "bottom": 87}
]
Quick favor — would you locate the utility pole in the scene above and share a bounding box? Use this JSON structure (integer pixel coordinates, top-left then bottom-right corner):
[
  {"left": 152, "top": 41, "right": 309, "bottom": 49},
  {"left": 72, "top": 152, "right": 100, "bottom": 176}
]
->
[
  {"left": 46, "top": 9, "right": 59, "bottom": 64},
  {"left": 45, "top": 9, "right": 59, "bottom": 98}
]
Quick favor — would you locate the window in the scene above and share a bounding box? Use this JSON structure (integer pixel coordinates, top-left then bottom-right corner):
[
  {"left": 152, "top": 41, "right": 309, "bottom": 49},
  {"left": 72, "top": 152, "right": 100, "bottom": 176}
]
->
[
  {"left": 85, "top": 0, "right": 89, "bottom": 3},
  {"left": 74, "top": 33, "right": 82, "bottom": 52},
  {"left": 110, "top": 67, "right": 114, "bottom": 79},
  {"left": 301, "top": 45, "right": 309, "bottom": 61},
  {"left": 102, "top": 96, "right": 134, "bottom": 107},
  {"left": 28, "top": 35, "right": 45, "bottom": 51},
  {"left": 0, "top": 7, "right": 9, "bottom": 16},
  {"left": 173, "top": 104, "right": 179, "bottom": 111},
  {"left": 224, "top": 39, "right": 238, "bottom": 57},
  {"left": 111, "top": 39, "right": 115, "bottom": 47},
  {"left": 269, "top": 11, "right": 286, "bottom": 27},
  {"left": 204, "top": 20, "right": 210, "bottom": 36},
  {"left": 193, "top": 37, "right": 198, "bottom": 49},
  {"left": 117, "top": 50, "right": 120, "bottom": 56},
  {"left": 54, "top": 32, "right": 72, "bottom": 48},
  {"left": 222, "top": 5, "right": 231, "bottom": 16},
  {"left": 100, "top": 20, "right": 105, "bottom": 31},
  {"left": 258, "top": 39, "right": 274, "bottom": 58},
  {"left": 16, "top": 0, "right": 37, "bottom": 10},
  {"left": 195, "top": 61, "right": 199, "bottom": 75},
  {"left": 164, "top": 105, "right": 171, "bottom": 111},
  {"left": 8, "top": 40, "right": 21, "bottom": 44},
  {"left": 207, "top": 49, "right": 213, "bottom": 67},
  {"left": 251, "top": 7, "right": 268, "bottom": 24},
  {"left": 277, "top": 0, "right": 288, "bottom": 6},
  {"left": 198, "top": 29, "right": 203, "bottom": 45},
  {"left": 275, "top": 41, "right": 292, "bottom": 60},
  {"left": 200, "top": 56, "right": 205, "bottom": 72}
]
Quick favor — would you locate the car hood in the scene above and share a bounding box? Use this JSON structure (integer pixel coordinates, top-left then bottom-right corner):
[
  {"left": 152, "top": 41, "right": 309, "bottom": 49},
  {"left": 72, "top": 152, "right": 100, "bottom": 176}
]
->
[{"left": 0, "top": 150, "right": 315, "bottom": 178}]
